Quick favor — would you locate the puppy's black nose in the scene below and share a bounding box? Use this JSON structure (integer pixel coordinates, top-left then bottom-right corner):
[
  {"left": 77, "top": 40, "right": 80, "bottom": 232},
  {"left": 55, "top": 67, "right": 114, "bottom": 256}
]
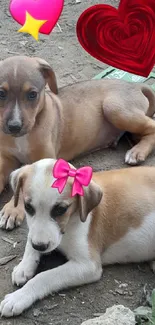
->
[
  {"left": 32, "top": 242, "right": 49, "bottom": 252},
  {"left": 7, "top": 121, "right": 22, "bottom": 134}
]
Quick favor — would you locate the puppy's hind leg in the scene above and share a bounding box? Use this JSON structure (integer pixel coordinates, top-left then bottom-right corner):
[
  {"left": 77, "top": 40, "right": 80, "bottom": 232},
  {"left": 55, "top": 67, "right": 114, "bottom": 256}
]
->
[
  {"left": 104, "top": 92, "right": 155, "bottom": 165},
  {"left": 124, "top": 116, "right": 155, "bottom": 165}
]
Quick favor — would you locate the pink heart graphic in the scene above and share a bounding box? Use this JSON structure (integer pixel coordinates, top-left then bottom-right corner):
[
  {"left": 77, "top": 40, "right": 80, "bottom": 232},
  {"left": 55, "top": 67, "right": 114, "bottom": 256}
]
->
[{"left": 9, "top": 0, "right": 64, "bottom": 35}]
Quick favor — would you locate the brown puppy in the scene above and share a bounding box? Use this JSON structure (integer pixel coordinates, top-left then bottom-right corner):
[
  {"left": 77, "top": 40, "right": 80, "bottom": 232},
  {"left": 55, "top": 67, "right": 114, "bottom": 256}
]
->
[{"left": 0, "top": 55, "right": 155, "bottom": 230}]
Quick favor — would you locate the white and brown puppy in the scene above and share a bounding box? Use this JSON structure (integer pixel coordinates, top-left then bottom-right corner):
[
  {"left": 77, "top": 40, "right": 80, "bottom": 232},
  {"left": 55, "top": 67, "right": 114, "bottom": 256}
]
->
[
  {"left": 1, "top": 158, "right": 155, "bottom": 317},
  {"left": 0, "top": 56, "right": 155, "bottom": 230}
]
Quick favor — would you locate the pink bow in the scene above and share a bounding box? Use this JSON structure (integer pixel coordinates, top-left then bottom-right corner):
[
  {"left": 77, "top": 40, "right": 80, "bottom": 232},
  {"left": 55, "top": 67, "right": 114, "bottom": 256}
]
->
[{"left": 51, "top": 159, "right": 93, "bottom": 197}]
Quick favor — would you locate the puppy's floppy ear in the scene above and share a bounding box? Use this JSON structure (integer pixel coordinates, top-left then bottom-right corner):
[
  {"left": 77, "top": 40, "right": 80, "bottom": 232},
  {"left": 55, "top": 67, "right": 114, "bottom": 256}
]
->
[
  {"left": 10, "top": 168, "right": 24, "bottom": 207},
  {"left": 78, "top": 181, "right": 103, "bottom": 222},
  {"left": 10, "top": 166, "right": 30, "bottom": 207},
  {"left": 36, "top": 58, "right": 58, "bottom": 95}
]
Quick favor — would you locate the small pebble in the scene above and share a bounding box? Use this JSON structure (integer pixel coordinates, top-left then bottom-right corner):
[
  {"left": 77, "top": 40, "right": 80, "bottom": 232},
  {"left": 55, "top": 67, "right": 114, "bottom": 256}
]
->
[
  {"left": 33, "top": 308, "right": 43, "bottom": 317},
  {"left": 44, "top": 304, "right": 58, "bottom": 310},
  {"left": 115, "top": 289, "right": 124, "bottom": 295},
  {"left": 20, "top": 41, "right": 28, "bottom": 46},
  {"left": 1, "top": 41, "right": 6, "bottom": 45},
  {"left": 109, "top": 290, "right": 116, "bottom": 296},
  {"left": 119, "top": 283, "right": 128, "bottom": 288},
  {"left": 59, "top": 293, "right": 66, "bottom": 297}
]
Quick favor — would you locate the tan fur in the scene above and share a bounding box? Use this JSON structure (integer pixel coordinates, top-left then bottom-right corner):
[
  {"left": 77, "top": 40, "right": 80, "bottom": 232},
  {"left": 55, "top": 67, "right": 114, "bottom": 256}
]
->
[
  {"left": 1, "top": 56, "right": 155, "bottom": 229},
  {"left": 89, "top": 167, "right": 155, "bottom": 259}
]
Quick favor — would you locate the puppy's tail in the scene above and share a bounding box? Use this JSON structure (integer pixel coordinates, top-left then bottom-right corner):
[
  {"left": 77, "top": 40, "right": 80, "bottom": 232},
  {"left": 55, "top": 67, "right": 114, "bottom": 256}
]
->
[{"left": 141, "top": 85, "right": 155, "bottom": 118}]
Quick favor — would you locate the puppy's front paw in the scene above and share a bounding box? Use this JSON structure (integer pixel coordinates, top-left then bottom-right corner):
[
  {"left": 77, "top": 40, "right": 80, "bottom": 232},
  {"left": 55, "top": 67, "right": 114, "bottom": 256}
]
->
[
  {"left": 125, "top": 148, "right": 145, "bottom": 165},
  {"left": 12, "top": 262, "right": 36, "bottom": 287},
  {"left": 0, "top": 289, "right": 31, "bottom": 317},
  {"left": 0, "top": 201, "right": 25, "bottom": 230}
]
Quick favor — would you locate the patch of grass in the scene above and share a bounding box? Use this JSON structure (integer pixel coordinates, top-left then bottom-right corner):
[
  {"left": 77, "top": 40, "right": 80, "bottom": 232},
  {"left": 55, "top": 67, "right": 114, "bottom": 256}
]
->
[
  {"left": 135, "top": 290, "right": 155, "bottom": 324},
  {"left": 148, "top": 289, "right": 155, "bottom": 325}
]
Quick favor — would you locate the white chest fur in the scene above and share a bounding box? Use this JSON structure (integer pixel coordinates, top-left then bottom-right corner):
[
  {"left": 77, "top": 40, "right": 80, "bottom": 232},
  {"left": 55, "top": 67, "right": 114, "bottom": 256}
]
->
[
  {"left": 8, "top": 136, "right": 29, "bottom": 164},
  {"left": 58, "top": 213, "right": 92, "bottom": 262}
]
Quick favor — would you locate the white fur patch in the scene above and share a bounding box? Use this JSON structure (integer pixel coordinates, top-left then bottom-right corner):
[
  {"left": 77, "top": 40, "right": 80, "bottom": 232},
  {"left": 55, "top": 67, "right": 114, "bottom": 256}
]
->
[
  {"left": 102, "top": 212, "right": 155, "bottom": 265},
  {"left": 12, "top": 100, "right": 21, "bottom": 123},
  {"left": 59, "top": 211, "right": 92, "bottom": 261},
  {"left": 8, "top": 135, "right": 29, "bottom": 164},
  {"left": 25, "top": 159, "right": 63, "bottom": 253},
  {"left": 13, "top": 63, "right": 18, "bottom": 80}
]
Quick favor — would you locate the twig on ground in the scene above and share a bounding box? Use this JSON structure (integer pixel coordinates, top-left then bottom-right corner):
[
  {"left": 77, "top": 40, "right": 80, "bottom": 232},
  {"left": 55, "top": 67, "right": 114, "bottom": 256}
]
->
[
  {"left": 56, "top": 23, "right": 62, "bottom": 32},
  {"left": 0, "top": 255, "right": 17, "bottom": 265}
]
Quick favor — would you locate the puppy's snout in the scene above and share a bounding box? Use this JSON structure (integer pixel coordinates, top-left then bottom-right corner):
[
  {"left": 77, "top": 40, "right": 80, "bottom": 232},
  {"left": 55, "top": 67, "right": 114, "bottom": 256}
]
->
[
  {"left": 7, "top": 120, "right": 23, "bottom": 134},
  {"left": 32, "top": 242, "right": 49, "bottom": 252}
]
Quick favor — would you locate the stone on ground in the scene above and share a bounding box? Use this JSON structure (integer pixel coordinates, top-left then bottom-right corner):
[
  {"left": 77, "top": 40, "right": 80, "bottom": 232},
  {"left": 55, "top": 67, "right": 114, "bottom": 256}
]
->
[{"left": 81, "top": 305, "right": 135, "bottom": 325}]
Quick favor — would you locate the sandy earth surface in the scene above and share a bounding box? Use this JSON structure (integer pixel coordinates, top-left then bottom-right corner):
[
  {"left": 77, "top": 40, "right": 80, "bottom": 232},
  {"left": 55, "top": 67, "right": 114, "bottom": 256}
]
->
[{"left": 0, "top": 0, "right": 155, "bottom": 324}]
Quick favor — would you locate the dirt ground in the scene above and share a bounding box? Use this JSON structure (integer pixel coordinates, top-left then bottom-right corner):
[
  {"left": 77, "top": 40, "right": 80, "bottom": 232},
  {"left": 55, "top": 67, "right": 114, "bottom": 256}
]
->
[{"left": 0, "top": 0, "right": 155, "bottom": 324}]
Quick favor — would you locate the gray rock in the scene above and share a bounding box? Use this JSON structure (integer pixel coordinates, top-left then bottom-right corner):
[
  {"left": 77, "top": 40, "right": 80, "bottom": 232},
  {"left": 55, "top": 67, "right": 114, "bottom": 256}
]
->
[{"left": 81, "top": 305, "right": 135, "bottom": 325}]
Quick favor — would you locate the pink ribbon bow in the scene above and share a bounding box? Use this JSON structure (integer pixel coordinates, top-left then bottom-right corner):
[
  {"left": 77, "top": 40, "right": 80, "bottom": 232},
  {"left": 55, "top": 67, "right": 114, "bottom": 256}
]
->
[{"left": 51, "top": 159, "right": 93, "bottom": 197}]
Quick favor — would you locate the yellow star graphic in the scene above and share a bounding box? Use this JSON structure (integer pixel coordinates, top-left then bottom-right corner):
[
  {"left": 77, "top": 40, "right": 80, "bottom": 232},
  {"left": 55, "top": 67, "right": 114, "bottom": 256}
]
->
[{"left": 18, "top": 12, "right": 47, "bottom": 41}]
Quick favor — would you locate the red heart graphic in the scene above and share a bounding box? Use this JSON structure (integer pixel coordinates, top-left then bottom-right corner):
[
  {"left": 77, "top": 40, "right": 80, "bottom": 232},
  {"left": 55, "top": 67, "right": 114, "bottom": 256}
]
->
[{"left": 76, "top": 0, "right": 155, "bottom": 77}]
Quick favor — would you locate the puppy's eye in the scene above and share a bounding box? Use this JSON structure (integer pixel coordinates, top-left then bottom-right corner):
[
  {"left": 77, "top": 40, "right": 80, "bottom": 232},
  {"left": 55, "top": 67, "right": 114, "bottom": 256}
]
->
[
  {"left": 51, "top": 204, "right": 69, "bottom": 218},
  {"left": 27, "top": 91, "right": 38, "bottom": 101},
  {"left": 0, "top": 89, "right": 7, "bottom": 100},
  {"left": 24, "top": 202, "right": 35, "bottom": 216}
]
